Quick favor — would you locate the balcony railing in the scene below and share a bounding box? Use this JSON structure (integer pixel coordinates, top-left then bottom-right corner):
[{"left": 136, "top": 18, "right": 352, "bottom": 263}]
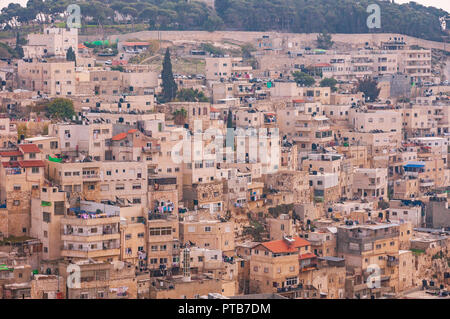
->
[{"left": 82, "top": 174, "right": 100, "bottom": 179}]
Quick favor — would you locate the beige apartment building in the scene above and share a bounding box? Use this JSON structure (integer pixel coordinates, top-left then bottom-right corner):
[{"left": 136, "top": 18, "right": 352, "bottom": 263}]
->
[
  {"left": 59, "top": 259, "right": 137, "bottom": 299},
  {"left": 337, "top": 222, "right": 401, "bottom": 294},
  {"left": 398, "top": 49, "right": 432, "bottom": 84},
  {"left": 0, "top": 115, "right": 17, "bottom": 149},
  {"left": 205, "top": 57, "right": 252, "bottom": 81},
  {"left": 180, "top": 217, "right": 235, "bottom": 255},
  {"left": 0, "top": 144, "right": 46, "bottom": 236},
  {"left": 118, "top": 205, "right": 147, "bottom": 269},
  {"left": 249, "top": 236, "right": 312, "bottom": 294},
  {"left": 47, "top": 159, "right": 148, "bottom": 206},
  {"left": 270, "top": 83, "right": 331, "bottom": 104},
  {"left": 48, "top": 122, "right": 113, "bottom": 160},
  {"left": 352, "top": 168, "right": 388, "bottom": 201},
  {"left": 17, "top": 59, "right": 75, "bottom": 96},
  {"left": 183, "top": 181, "right": 223, "bottom": 213},
  {"left": 147, "top": 213, "right": 180, "bottom": 274},
  {"left": 60, "top": 201, "right": 122, "bottom": 263},
  {"left": 23, "top": 27, "right": 78, "bottom": 59},
  {"left": 30, "top": 186, "right": 67, "bottom": 261},
  {"left": 94, "top": 95, "right": 155, "bottom": 113},
  {"left": 266, "top": 214, "right": 295, "bottom": 241},
  {"left": 149, "top": 274, "right": 234, "bottom": 299},
  {"left": 277, "top": 102, "right": 333, "bottom": 152},
  {"left": 350, "top": 109, "right": 402, "bottom": 133},
  {"left": 23, "top": 136, "right": 60, "bottom": 159}
]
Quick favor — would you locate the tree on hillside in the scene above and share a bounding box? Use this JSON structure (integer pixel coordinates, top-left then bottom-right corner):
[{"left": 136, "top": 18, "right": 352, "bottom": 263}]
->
[
  {"left": 47, "top": 98, "right": 75, "bottom": 119},
  {"left": 203, "top": 14, "right": 224, "bottom": 32},
  {"left": 357, "top": 77, "right": 381, "bottom": 102},
  {"left": 292, "top": 71, "right": 315, "bottom": 87},
  {"left": 121, "top": 7, "right": 138, "bottom": 31},
  {"left": 316, "top": 32, "right": 334, "bottom": 50},
  {"left": 176, "top": 88, "right": 209, "bottom": 102},
  {"left": 241, "top": 43, "right": 256, "bottom": 59},
  {"left": 320, "top": 77, "right": 338, "bottom": 92},
  {"left": 161, "top": 48, "right": 178, "bottom": 102}
]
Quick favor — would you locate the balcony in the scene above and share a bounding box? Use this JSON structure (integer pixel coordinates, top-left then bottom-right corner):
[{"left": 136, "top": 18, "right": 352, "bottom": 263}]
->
[
  {"left": 386, "top": 256, "right": 399, "bottom": 267},
  {"left": 82, "top": 173, "right": 100, "bottom": 180},
  {"left": 5, "top": 167, "right": 22, "bottom": 175},
  {"left": 420, "top": 179, "right": 434, "bottom": 187},
  {"left": 61, "top": 246, "right": 120, "bottom": 258},
  {"left": 61, "top": 232, "right": 120, "bottom": 242},
  {"left": 142, "top": 145, "right": 161, "bottom": 153}
]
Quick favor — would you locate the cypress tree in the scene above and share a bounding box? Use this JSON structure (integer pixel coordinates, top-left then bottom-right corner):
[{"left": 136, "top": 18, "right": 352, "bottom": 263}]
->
[
  {"left": 226, "top": 109, "right": 233, "bottom": 128},
  {"left": 66, "top": 46, "right": 76, "bottom": 66},
  {"left": 15, "top": 32, "right": 24, "bottom": 58},
  {"left": 161, "top": 48, "right": 177, "bottom": 102}
]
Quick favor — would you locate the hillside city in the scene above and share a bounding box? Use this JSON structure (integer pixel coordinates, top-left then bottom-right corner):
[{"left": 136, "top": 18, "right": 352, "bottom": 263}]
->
[{"left": 0, "top": 2, "right": 450, "bottom": 300}]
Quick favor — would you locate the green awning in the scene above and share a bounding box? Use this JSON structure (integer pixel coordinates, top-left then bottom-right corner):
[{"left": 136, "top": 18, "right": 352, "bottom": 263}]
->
[
  {"left": 49, "top": 156, "right": 62, "bottom": 163},
  {"left": 41, "top": 201, "right": 51, "bottom": 207}
]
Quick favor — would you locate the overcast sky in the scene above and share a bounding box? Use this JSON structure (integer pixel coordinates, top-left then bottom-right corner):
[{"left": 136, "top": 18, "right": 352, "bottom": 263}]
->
[
  {"left": 395, "top": 0, "right": 450, "bottom": 13},
  {"left": 0, "top": 0, "right": 449, "bottom": 14}
]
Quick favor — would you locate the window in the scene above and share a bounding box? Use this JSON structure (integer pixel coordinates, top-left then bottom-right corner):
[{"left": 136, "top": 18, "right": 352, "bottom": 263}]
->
[
  {"left": 32, "top": 167, "right": 40, "bottom": 174},
  {"left": 286, "top": 277, "right": 298, "bottom": 286},
  {"left": 43, "top": 212, "right": 51, "bottom": 223}
]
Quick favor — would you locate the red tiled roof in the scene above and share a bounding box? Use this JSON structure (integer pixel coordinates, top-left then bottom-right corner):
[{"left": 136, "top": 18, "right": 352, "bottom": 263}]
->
[
  {"left": 0, "top": 150, "right": 22, "bottom": 157},
  {"left": 260, "top": 237, "right": 310, "bottom": 253},
  {"left": 299, "top": 252, "right": 317, "bottom": 260},
  {"left": 112, "top": 60, "right": 128, "bottom": 66},
  {"left": 210, "top": 107, "right": 220, "bottom": 112},
  {"left": 111, "top": 132, "right": 127, "bottom": 141},
  {"left": 292, "top": 99, "right": 305, "bottom": 103},
  {"left": 18, "top": 160, "right": 45, "bottom": 168},
  {"left": 2, "top": 162, "right": 19, "bottom": 168},
  {"left": 127, "top": 129, "right": 138, "bottom": 134},
  {"left": 18, "top": 144, "right": 41, "bottom": 153}
]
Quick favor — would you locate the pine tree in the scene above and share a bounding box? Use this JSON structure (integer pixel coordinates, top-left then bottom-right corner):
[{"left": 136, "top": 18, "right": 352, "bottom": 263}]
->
[{"left": 161, "top": 48, "right": 177, "bottom": 102}]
